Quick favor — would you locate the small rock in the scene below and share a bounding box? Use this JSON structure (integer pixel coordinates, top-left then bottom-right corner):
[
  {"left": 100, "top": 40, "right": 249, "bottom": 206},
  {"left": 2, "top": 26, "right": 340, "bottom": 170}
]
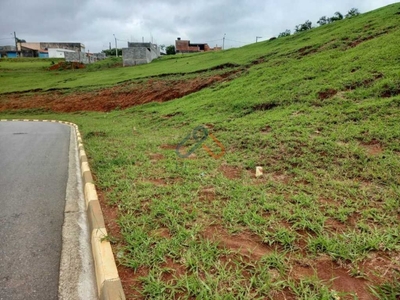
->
[{"left": 256, "top": 166, "right": 263, "bottom": 178}]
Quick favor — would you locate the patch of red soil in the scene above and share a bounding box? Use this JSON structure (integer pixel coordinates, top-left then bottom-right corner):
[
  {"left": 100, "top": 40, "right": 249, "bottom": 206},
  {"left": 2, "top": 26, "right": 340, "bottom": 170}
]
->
[
  {"left": 150, "top": 227, "right": 171, "bottom": 239},
  {"left": 297, "top": 46, "right": 317, "bottom": 57},
  {"left": 347, "top": 31, "right": 389, "bottom": 49},
  {"left": 317, "top": 89, "right": 337, "bottom": 100},
  {"left": 199, "top": 186, "right": 216, "bottom": 201},
  {"left": 325, "top": 218, "right": 347, "bottom": 233},
  {"left": 319, "top": 197, "right": 339, "bottom": 207},
  {"left": 291, "top": 256, "right": 374, "bottom": 299},
  {"left": 361, "top": 252, "right": 400, "bottom": 283},
  {"left": 202, "top": 225, "right": 273, "bottom": 259},
  {"left": 250, "top": 171, "right": 291, "bottom": 185},
  {"left": 97, "top": 190, "right": 122, "bottom": 240},
  {"left": 98, "top": 190, "right": 146, "bottom": 298},
  {"left": 118, "top": 265, "right": 149, "bottom": 299},
  {"left": 0, "top": 74, "right": 230, "bottom": 112},
  {"left": 149, "top": 153, "right": 164, "bottom": 162},
  {"left": 219, "top": 165, "right": 242, "bottom": 179},
  {"left": 360, "top": 140, "right": 383, "bottom": 156},
  {"left": 347, "top": 212, "right": 361, "bottom": 227},
  {"left": 160, "top": 144, "right": 177, "bottom": 150},
  {"left": 160, "top": 257, "right": 187, "bottom": 282},
  {"left": 145, "top": 179, "right": 166, "bottom": 186},
  {"left": 260, "top": 125, "right": 272, "bottom": 134},
  {"left": 49, "top": 61, "right": 85, "bottom": 70}
]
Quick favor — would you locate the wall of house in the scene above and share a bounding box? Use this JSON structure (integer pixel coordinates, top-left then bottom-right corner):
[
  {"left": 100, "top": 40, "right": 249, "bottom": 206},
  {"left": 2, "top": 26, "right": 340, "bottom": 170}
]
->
[
  {"left": 64, "top": 52, "right": 89, "bottom": 64},
  {"left": 122, "top": 43, "right": 160, "bottom": 67},
  {"left": 122, "top": 47, "right": 150, "bottom": 66},
  {"left": 6, "top": 51, "right": 17, "bottom": 58},
  {"left": 175, "top": 40, "right": 200, "bottom": 53},
  {"left": 64, "top": 51, "right": 105, "bottom": 64},
  {"left": 48, "top": 48, "right": 76, "bottom": 58},
  {"left": 40, "top": 42, "right": 84, "bottom": 52}
]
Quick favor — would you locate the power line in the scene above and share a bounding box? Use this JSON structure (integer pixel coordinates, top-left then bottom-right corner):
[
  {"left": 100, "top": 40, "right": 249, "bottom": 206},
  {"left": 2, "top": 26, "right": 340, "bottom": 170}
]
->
[
  {"left": 0, "top": 37, "right": 14, "bottom": 40},
  {"left": 225, "top": 38, "right": 247, "bottom": 44},
  {"left": 205, "top": 39, "right": 222, "bottom": 43}
]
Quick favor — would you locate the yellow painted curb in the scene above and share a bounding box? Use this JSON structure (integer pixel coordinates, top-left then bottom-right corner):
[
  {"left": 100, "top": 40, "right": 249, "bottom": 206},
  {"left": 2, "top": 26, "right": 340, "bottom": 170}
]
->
[{"left": 0, "top": 119, "right": 125, "bottom": 300}]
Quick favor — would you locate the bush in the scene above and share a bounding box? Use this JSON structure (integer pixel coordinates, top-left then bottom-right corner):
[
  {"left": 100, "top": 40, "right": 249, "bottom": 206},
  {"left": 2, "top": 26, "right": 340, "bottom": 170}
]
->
[
  {"left": 166, "top": 45, "right": 176, "bottom": 55},
  {"left": 346, "top": 8, "right": 360, "bottom": 18},
  {"left": 295, "top": 20, "right": 313, "bottom": 32},
  {"left": 278, "top": 30, "right": 291, "bottom": 38}
]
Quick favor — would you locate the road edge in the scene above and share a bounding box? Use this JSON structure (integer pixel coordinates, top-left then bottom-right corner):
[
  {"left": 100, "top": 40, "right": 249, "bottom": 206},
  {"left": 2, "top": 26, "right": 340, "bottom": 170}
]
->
[{"left": 0, "top": 119, "right": 126, "bottom": 300}]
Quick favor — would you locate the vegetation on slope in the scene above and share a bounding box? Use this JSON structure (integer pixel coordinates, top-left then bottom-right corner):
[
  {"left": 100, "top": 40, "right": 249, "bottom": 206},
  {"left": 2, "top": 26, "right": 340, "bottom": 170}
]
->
[{"left": 1, "top": 3, "right": 400, "bottom": 299}]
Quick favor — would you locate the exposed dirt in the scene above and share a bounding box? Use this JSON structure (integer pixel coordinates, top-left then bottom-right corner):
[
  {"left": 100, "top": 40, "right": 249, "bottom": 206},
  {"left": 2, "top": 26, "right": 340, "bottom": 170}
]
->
[
  {"left": 347, "top": 31, "right": 389, "bottom": 48},
  {"left": 219, "top": 165, "right": 242, "bottom": 179},
  {"left": 317, "top": 88, "right": 338, "bottom": 100},
  {"left": 160, "top": 144, "right": 177, "bottom": 150},
  {"left": 148, "top": 153, "right": 164, "bottom": 162},
  {"left": 291, "top": 256, "right": 374, "bottom": 300},
  {"left": 324, "top": 218, "right": 347, "bottom": 233},
  {"left": 49, "top": 61, "right": 85, "bottom": 70},
  {"left": 202, "top": 225, "right": 273, "bottom": 259},
  {"left": 253, "top": 101, "right": 279, "bottom": 111},
  {"left": 381, "top": 86, "right": 400, "bottom": 98},
  {"left": 360, "top": 140, "right": 383, "bottom": 156},
  {"left": 0, "top": 73, "right": 232, "bottom": 112},
  {"left": 97, "top": 190, "right": 123, "bottom": 241},
  {"left": 297, "top": 46, "right": 318, "bottom": 57},
  {"left": 150, "top": 227, "right": 171, "bottom": 239},
  {"left": 118, "top": 265, "right": 149, "bottom": 299},
  {"left": 144, "top": 178, "right": 166, "bottom": 186},
  {"left": 199, "top": 186, "right": 216, "bottom": 202}
]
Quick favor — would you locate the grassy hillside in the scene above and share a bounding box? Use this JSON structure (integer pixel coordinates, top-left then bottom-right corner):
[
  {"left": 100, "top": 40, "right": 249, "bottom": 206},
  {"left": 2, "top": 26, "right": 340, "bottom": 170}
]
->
[
  {"left": 1, "top": 3, "right": 400, "bottom": 299},
  {"left": 1, "top": 3, "right": 399, "bottom": 94}
]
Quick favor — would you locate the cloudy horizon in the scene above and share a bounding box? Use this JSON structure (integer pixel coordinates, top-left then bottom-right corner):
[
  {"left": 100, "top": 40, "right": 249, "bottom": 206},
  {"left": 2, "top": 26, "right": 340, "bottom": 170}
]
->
[{"left": 0, "top": 0, "right": 397, "bottom": 53}]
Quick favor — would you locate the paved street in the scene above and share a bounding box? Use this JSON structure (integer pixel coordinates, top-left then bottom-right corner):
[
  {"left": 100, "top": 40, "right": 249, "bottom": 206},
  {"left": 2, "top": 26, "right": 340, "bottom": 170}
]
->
[{"left": 0, "top": 121, "right": 70, "bottom": 300}]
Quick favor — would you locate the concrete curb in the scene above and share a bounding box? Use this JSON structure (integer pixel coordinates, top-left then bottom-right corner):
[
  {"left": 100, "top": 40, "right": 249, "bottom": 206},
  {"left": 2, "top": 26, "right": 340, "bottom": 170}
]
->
[{"left": 0, "top": 119, "right": 126, "bottom": 300}]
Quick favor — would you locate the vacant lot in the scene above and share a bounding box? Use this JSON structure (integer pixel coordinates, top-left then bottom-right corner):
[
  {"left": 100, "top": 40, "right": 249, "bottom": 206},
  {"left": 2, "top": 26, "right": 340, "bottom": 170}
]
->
[{"left": 1, "top": 3, "right": 399, "bottom": 299}]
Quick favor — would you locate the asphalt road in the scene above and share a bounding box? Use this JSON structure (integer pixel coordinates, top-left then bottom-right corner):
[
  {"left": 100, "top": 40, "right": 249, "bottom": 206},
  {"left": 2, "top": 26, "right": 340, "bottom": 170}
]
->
[{"left": 0, "top": 121, "right": 70, "bottom": 300}]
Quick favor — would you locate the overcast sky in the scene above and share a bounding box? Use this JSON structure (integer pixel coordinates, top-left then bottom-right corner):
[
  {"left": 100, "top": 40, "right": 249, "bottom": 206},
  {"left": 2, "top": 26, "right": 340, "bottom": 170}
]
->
[{"left": 0, "top": 0, "right": 397, "bottom": 52}]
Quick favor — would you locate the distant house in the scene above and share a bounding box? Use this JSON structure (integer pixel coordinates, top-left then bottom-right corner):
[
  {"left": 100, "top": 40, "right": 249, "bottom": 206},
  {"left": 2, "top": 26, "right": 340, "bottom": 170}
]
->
[
  {"left": 122, "top": 42, "right": 161, "bottom": 67},
  {"left": 17, "top": 42, "right": 85, "bottom": 57},
  {"left": 175, "top": 38, "right": 222, "bottom": 53},
  {"left": 0, "top": 45, "right": 17, "bottom": 58}
]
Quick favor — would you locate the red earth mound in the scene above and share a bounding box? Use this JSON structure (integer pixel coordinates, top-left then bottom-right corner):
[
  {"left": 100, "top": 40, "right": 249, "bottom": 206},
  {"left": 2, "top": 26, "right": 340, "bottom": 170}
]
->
[
  {"left": 49, "top": 61, "right": 85, "bottom": 71},
  {"left": 0, "top": 74, "right": 232, "bottom": 112}
]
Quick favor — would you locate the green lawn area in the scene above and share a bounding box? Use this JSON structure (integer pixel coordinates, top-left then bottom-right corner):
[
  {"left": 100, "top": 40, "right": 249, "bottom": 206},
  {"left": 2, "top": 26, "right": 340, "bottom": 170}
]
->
[{"left": 1, "top": 3, "right": 399, "bottom": 299}]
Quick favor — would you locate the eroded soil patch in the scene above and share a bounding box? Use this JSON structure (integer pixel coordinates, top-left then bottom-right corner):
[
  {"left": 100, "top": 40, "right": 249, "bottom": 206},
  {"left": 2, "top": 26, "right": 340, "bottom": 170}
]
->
[
  {"left": 202, "top": 225, "right": 273, "bottom": 259},
  {"left": 0, "top": 74, "right": 232, "bottom": 112}
]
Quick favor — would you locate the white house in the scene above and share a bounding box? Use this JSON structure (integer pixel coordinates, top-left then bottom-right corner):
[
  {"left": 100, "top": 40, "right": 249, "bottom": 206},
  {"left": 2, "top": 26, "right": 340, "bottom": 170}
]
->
[{"left": 48, "top": 48, "right": 76, "bottom": 58}]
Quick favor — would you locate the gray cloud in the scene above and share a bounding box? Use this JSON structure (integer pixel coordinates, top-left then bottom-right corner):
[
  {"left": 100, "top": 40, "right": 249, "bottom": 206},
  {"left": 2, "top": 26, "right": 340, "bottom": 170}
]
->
[{"left": 0, "top": 0, "right": 397, "bottom": 52}]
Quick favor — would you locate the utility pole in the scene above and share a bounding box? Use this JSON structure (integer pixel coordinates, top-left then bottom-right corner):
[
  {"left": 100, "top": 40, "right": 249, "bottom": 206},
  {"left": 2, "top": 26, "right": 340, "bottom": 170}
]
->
[
  {"left": 14, "top": 31, "right": 18, "bottom": 57},
  {"left": 109, "top": 42, "right": 111, "bottom": 50},
  {"left": 113, "top": 34, "right": 118, "bottom": 57},
  {"left": 222, "top": 33, "right": 226, "bottom": 50},
  {"left": 256, "top": 36, "right": 262, "bottom": 43}
]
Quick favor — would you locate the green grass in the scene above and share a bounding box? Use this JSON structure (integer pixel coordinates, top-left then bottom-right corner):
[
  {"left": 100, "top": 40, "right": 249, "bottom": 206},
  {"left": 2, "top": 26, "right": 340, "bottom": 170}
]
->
[
  {"left": 1, "top": 2, "right": 399, "bottom": 94},
  {"left": 1, "top": 3, "right": 400, "bottom": 299}
]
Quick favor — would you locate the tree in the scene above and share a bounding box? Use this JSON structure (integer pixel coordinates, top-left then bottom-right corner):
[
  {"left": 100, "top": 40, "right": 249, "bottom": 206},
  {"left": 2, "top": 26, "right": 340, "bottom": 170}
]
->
[
  {"left": 346, "top": 8, "right": 360, "bottom": 18},
  {"left": 166, "top": 45, "right": 176, "bottom": 55},
  {"left": 278, "top": 29, "right": 291, "bottom": 38},
  {"left": 102, "top": 48, "right": 122, "bottom": 56},
  {"left": 317, "top": 16, "right": 331, "bottom": 26},
  {"left": 330, "top": 11, "right": 344, "bottom": 22},
  {"left": 295, "top": 20, "right": 312, "bottom": 33}
]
